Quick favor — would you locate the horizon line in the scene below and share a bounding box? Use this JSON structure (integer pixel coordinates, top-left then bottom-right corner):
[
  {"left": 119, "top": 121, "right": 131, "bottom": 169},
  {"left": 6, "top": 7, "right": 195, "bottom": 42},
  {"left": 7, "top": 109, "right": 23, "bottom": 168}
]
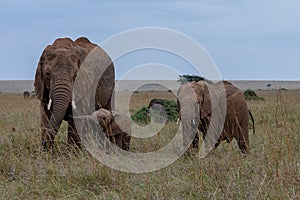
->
[{"left": 1, "top": 79, "right": 300, "bottom": 82}]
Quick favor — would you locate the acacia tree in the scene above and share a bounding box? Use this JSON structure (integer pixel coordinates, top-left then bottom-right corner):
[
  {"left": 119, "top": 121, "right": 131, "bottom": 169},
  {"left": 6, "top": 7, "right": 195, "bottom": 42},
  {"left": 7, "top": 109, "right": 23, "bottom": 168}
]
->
[{"left": 177, "top": 74, "right": 211, "bottom": 84}]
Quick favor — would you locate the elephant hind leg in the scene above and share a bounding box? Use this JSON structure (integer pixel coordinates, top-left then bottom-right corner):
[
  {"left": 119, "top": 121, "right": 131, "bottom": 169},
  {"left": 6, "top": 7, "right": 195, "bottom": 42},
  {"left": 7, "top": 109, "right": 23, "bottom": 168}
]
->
[
  {"left": 236, "top": 130, "right": 249, "bottom": 154},
  {"left": 234, "top": 116, "right": 249, "bottom": 154},
  {"left": 238, "top": 140, "right": 249, "bottom": 154}
]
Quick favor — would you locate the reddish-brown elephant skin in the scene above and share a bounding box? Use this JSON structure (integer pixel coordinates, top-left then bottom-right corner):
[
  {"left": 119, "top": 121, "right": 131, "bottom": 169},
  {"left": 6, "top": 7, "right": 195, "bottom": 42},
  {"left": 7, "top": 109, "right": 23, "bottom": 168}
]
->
[
  {"left": 34, "top": 37, "right": 115, "bottom": 151},
  {"left": 177, "top": 80, "right": 255, "bottom": 154}
]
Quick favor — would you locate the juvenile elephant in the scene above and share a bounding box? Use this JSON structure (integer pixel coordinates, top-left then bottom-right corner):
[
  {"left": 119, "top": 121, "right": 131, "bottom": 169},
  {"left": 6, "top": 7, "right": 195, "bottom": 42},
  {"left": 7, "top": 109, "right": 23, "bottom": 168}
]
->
[
  {"left": 92, "top": 109, "right": 131, "bottom": 151},
  {"left": 34, "top": 37, "right": 115, "bottom": 150},
  {"left": 177, "top": 80, "right": 255, "bottom": 154}
]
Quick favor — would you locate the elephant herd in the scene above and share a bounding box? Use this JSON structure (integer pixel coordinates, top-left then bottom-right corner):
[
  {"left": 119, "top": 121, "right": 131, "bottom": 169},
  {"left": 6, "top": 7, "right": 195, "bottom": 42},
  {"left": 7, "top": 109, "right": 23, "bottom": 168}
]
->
[{"left": 34, "top": 37, "right": 255, "bottom": 155}]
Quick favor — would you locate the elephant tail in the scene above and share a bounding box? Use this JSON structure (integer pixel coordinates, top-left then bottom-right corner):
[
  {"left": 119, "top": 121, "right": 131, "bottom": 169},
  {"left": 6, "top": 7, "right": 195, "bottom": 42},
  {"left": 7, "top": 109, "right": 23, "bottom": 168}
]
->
[{"left": 248, "top": 110, "right": 255, "bottom": 134}]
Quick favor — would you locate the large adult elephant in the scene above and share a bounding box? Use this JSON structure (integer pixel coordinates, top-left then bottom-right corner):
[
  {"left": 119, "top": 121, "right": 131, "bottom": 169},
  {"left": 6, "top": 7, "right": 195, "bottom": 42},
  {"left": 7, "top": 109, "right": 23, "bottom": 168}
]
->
[
  {"left": 34, "top": 37, "right": 115, "bottom": 150},
  {"left": 177, "top": 80, "right": 255, "bottom": 154}
]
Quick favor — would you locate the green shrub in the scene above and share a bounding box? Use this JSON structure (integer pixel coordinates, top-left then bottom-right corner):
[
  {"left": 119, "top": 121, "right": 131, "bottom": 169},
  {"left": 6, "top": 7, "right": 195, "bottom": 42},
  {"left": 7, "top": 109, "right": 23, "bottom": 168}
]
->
[
  {"left": 161, "top": 99, "right": 178, "bottom": 122},
  {"left": 244, "top": 89, "right": 264, "bottom": 101},
  {"left": 131, "top": 99, "right": 178, "bottom": 125},
  {"left": 131, "top": 107, "right": 150, "bottom": 125}
]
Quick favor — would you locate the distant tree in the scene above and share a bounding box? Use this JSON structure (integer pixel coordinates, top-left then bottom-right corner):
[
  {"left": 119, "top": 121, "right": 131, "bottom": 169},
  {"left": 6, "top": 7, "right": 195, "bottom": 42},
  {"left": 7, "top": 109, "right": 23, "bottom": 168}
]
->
[
  {"left": 177, "top": 74, "right": 212, "bottom": 85},
  {"left": 266, "top": 83, "right": 272, "bottom": 90}
]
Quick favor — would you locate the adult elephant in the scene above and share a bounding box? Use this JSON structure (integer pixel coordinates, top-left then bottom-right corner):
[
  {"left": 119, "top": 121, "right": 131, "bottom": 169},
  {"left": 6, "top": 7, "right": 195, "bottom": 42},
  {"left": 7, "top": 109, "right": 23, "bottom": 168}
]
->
[
  {"left": 177, "top": 80, "right": 255, "bottom": 154},
  {"left": 34, "top": 37, "right": 115, "bottom": 150}
]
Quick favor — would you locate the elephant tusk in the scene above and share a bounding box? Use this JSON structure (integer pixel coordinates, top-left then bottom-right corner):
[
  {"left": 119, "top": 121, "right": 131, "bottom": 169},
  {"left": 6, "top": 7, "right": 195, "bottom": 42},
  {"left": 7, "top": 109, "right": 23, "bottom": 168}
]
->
[
  {"left": 72, "top": 100, "right": 76, "bottom": 109},
  {"left": 72, "top": 90, "right": 76, "bottom": 110},
  {"left": 177, "top": 118, "right": 180, "bottom": 124},
  {"left": 192, "top": 118, "right": 196, "bottom": 125},
  {"left": 47, "top": 99, "right": 52, "bottom": 110}
]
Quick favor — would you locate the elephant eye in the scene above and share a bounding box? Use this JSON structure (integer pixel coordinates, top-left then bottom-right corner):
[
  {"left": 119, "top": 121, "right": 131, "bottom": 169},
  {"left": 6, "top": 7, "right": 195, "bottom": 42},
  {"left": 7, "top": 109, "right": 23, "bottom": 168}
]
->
[{"left": 45, "top": 70, "right": 51, "bottom": 79}]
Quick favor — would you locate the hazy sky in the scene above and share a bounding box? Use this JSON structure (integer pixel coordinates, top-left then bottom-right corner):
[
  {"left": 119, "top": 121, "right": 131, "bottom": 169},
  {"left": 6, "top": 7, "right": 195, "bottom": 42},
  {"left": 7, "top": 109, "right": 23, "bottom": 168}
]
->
[{"left": 0, "top": 0, "right": 299, "bottom": 80}]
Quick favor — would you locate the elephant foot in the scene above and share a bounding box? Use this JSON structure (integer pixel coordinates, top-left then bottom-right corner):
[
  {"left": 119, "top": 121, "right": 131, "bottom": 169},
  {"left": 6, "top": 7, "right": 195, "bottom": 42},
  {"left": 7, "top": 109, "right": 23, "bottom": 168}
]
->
[
  {"left": 42, "top": 132, "right": 55, "bottom": 152},
  {"left": 42, "top": 140, "right": 54, "bottom": 152},
  {"left": 238, "top": 141, "right": 250, "bottom": 154},
  {"left": 67, "top": 136, "right": 81, "bottom": 149}
]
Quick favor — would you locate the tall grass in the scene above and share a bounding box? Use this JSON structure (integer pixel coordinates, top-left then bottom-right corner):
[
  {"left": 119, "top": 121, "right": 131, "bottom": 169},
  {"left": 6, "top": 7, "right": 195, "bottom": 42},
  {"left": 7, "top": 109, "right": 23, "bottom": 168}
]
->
[{"left": 0, "top": 90, "right": 299, "bottom": 199}]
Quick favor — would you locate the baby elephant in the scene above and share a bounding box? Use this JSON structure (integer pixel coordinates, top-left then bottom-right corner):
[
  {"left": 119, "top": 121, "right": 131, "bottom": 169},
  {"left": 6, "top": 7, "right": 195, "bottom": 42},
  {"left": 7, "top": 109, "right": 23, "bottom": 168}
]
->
[{"left": 92, "top": 109, "right": 131, "bottom": 151}]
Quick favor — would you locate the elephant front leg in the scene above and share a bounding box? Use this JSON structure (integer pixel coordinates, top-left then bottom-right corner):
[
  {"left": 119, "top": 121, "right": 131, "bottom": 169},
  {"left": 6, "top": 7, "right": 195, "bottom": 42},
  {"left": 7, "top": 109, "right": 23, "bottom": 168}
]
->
[
  {"left": 67, "top": 119, "right": 81, "bottom": 148},
  {"left": 192, "top": 131, "right": 200, "bottom": 149},
  {"left": 214, "top": 138, "right": 221, "bottom": 149},
  {"left": 40, "top": 103, "right": 53, "bottom": 150},
  {"left": 113, "top": 134, "right": 123, "bottom": 149},
  {"left": 122, "top": 134, "right": 131, "bottom": 151}
]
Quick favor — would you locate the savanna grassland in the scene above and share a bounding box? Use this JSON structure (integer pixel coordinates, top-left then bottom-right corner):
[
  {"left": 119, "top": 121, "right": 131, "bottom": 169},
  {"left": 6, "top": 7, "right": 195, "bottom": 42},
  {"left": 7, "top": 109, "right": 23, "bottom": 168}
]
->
[{"left": 0, "top": 90, "right": 299, "bottom": 199}]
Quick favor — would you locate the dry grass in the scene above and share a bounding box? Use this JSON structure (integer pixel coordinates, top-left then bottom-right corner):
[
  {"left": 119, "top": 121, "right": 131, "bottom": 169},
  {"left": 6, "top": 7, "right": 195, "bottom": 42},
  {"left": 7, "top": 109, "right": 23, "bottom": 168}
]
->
[{"left": 0, "top": 90, "right": 299, "bottom": 199}]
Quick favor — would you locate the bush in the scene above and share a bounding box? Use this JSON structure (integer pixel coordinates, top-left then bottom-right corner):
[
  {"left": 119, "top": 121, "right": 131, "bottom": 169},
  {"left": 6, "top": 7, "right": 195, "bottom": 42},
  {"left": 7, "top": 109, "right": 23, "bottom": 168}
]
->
[
  {"left": 161, "top": 99, "right": 178, "bottom": 122},
  {"left": 131, "top": 107, "right": 150, "bottom": 125},
  {"left": 244, "top": 89, "right": 264, "bottom": 101},
  {"left": 279, "top": 88, "right": 288, "bottom": 91},
  {"left": 131, "top": 99, "right": 178, "bottom": 125}
]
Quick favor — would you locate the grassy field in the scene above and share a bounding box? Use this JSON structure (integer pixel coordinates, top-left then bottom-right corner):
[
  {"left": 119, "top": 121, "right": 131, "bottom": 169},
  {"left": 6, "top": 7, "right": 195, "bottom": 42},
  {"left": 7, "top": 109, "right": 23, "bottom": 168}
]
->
[{"left": 0, "top": 90, "right": 299, "bottom": 199}]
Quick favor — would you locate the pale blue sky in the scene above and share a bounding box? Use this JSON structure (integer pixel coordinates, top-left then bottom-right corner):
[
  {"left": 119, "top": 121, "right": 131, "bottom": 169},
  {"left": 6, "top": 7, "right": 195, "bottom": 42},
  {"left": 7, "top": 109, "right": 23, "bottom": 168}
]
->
[{"left": 0, "top": 0, "right": 299, "bottom": 80}]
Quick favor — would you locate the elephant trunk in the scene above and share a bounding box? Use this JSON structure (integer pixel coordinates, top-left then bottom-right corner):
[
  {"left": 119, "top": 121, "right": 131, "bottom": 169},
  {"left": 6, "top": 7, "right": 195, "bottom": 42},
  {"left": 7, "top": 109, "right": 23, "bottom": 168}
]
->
[
  {"left": 179, "top": 100, "right": 200, "bottom": 150},
  {"left": 181, "top": 117, "right": 198, "bottom": 149},
  {"left": 49, "top": 81, "right": 72, "bottom": 135}
]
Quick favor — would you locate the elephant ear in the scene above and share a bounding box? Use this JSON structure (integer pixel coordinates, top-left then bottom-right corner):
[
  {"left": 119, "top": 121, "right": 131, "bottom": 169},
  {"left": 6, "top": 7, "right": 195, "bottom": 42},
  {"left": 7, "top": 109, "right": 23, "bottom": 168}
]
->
[
  {"left": 73, "top": 45, "right": 113, "bottom": 106},
  {"left": 199, "top": 82, "right": 212, "bottom": 119},
  {"left": 34, "top": 46, "right": 50, "bottom": 102},
  {"left": 74, "top": 45, "right": 88, "bottom": 68},
  {"left": 34, "top": 58, "right": 43, "bottom": 101}
]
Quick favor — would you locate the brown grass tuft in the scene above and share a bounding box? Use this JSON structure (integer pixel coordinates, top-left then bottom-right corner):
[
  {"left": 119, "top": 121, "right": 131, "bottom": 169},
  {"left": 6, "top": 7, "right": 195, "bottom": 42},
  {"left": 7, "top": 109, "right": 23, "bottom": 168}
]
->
[{"left": 0, "top": 90, "right": 299, "bottom": 199}]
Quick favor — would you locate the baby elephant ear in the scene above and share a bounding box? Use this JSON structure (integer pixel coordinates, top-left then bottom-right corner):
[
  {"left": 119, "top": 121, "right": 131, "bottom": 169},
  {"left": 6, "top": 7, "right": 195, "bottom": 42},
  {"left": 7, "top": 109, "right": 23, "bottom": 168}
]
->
[{"left": 105, "top": 114, "right": 114, "bottom": 136}]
